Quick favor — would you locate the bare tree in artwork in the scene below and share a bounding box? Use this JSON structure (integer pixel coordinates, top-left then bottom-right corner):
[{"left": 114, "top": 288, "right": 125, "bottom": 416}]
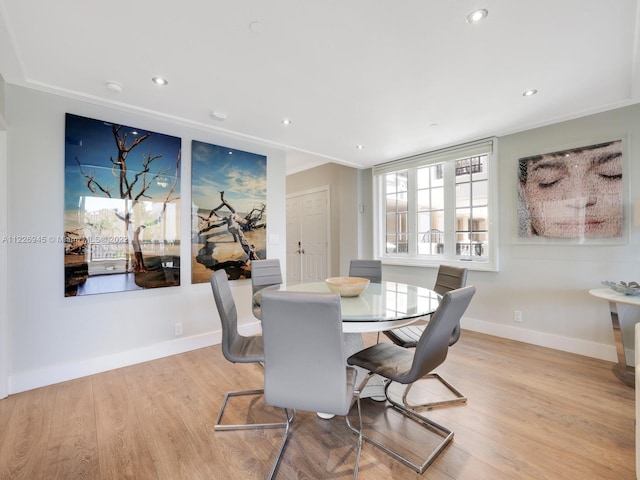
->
[
  {"left": 75, "top": 125, "right": 180, "bottom": 273},
  {"left": 195, "top": 191, "right": 265, "bottom": 274}
]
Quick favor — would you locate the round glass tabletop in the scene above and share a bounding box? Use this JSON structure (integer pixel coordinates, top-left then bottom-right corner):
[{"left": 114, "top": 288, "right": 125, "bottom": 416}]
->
[{"left": 266, "top": 280, "right": 440, "bottom": 323}]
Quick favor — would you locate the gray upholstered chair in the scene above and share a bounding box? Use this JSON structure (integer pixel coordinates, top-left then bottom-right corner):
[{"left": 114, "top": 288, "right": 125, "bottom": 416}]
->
[
  {"left": 349, "top": 258, "right": 385, "bottom": 351},
  {"left": 348, "top": 259, "right": 382, "bottom": 283},
  {"left": 347, "top": 286, "right": 476, "bottom": 474},
  {"left": 383, "top": 265, "right": 468, "bottom": 410},
  {"left": 210, "top": 269, "right": 288, "bottom": 432},
  {"left": 260, "top": 290, "right": 363, "bottom": 480},
  {"left": 250, "top": 258, "right": 283, "bottom": 319}
]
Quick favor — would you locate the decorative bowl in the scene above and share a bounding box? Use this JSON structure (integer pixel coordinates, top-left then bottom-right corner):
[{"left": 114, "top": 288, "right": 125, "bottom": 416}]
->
[
  {"left": 602, "top": 281, "right": 640, "bottom": 296},
  {"left": 325, "top": 276, "right": 370, "bottom": 297}
]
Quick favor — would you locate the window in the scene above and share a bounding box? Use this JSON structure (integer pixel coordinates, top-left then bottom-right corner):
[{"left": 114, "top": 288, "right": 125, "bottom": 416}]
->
[{"left": 374, "top": 138, "right": 498, "bottom": 271}]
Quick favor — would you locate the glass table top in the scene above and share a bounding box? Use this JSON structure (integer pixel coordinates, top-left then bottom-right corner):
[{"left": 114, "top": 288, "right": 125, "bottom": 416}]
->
[{"left": 264, "top": 280, "right": 440, "bottom": 323}]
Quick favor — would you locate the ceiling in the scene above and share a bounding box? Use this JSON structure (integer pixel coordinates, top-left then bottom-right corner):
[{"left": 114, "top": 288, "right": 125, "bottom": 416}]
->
[{"left": 1, "top": 1, "right": 639, "bottom": 174}]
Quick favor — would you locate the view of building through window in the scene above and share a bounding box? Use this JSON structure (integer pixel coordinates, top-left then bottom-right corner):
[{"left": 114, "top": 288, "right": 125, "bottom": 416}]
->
[{"left": 381, "top": 152, "right": 491, "bottom": 265}]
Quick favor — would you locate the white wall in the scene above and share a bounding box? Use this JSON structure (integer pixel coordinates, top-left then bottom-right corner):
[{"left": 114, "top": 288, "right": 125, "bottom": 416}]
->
[
  {"left": 5, "top": 84, "right": 287, "bottom": 394},
  {"left": 356, "top": 168, "right": 374, "bottom": 260},
  {"left": 385, "top": 104, "right": 640, "bottom": 363},
  {"left": 0, "top": 110, "right": 7, "bottom": 399},
  {"left": 5, "top": 84, "right": 640, "bottom": 395}
]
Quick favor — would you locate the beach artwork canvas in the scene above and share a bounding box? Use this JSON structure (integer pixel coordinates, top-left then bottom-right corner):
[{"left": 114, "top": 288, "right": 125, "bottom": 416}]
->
[
  {"left": 191, "top": 140, "right": 267, "bottom": 283},
  {"left": 64, "top": 113, "right": 182, "bottom": 296}
]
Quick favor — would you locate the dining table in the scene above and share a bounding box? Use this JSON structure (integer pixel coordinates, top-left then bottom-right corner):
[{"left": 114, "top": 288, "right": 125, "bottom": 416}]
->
[
  {"left": 256, "top": 280, "right": 441, "bottom": 416},
  {"left": 256, "top": 280, "right": 440, "bottom": 332}
]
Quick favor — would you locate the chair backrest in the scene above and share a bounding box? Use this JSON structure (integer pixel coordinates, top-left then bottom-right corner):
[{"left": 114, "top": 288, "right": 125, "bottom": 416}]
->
[
  {"left": 409, "top": 286, "right": 476, "bottom": 382},
  {"left": 210, "top": 269, "right": 264, "bottom": 364},
  {"left": 349, "top": 259, "right": 382, "bottom": 283},
  {"left": 260, "top": 290, "right": 354, "bottom": 416},
  {"left": 433, "top": 265, "right": 468, "bottom": 296},
  {"left": 251, "top": 259, "right": 283, "bottom": 295},
  {"left": 434, "top": 265, "right": 468, "bottom": 345}
]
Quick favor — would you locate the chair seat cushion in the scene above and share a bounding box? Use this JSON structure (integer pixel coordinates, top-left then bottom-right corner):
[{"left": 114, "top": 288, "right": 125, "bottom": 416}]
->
[
  {"left": 384, "top": 325, "right": 424, "bottom": 348},
  {"left": 347, "top": 343, "right": 415, "bottom": 384},
  {"left": 228, "top": 335, "right": 264, "bottom": 363}
]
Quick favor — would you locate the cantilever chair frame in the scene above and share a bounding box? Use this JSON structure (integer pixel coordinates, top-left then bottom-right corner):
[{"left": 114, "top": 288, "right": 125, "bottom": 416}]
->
[
  {"left": 213, "top": 388, "right": 292, "bottom": 432},
  {"left": 347, "top": 286, "right": 476, "bottom": 474},
  {"left": 346, "top": 373, "right": 453, "bottom": 473},
  {"left": 209, "top": 269, "right": 290, "bottom": 433},
  {"left": 384, "top": 264, "right": 468, "bottom": 411}
]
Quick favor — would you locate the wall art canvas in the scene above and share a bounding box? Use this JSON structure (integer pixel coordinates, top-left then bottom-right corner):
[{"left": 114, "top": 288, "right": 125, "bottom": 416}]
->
[
  {"left": 191, "top": 140, "right": 266, "bottom": 283},
  {"left": 64, "top": 113, "right": 182, "bottom": 296},
  {"left": 517, "top": 139, "right": 623, "bottom": 241}
]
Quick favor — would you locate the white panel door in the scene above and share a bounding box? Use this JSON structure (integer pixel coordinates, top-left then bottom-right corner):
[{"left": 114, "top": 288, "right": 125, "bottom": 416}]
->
[
  {"left": 286, "top": 194, "right": 302, "bottom": 284},
  {"left": 286, "top": 187, "right": 329, "bottom": 284}
]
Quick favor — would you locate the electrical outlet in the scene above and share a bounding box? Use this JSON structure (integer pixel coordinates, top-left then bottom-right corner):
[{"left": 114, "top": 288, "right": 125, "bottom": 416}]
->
[
  {"left": 174, "top": 323, "right": 183, "bottom": 336},
  {"left": 513, "top": 310, "right": 523, "bottom": 323}
]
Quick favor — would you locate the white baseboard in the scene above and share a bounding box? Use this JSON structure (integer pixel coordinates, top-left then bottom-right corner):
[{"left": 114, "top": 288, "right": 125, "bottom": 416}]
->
[
  {"left": 462, "top": 316, "right": 618, "bottom": 363},
  {"left": 8, "top": 318, "right": 618, "bottom": 395},
  {"left": 8, "top": 322, "right": 263, "bottom": 395}
]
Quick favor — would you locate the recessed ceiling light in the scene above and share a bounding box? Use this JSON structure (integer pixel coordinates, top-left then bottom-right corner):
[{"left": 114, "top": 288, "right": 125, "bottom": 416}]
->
[
  {"left": 466, "top": 9, "right": 488, "bottom": 24},
  {"left": 523, "top": 89, "right": 538, "bottom": 97},
  {"left": 105, "top": 81, "right": 123, "bottom": 93},
  {"left": 210, "top": 111, "right": 227, "bottom": 121},
  {"left": 356, "top": 144, "right": 365, "bottom": 150},
  {"left": 281, "top": 119, "right": 292, "bottom": 125},
  {"left": 152, "top": 77, "right": 168, "bottom": 86}
]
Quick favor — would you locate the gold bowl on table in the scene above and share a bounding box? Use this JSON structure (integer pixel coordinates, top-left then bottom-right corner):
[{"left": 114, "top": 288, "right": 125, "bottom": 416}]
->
[{"left": 325, "top": 276, "right": 370, "bottom": 297}]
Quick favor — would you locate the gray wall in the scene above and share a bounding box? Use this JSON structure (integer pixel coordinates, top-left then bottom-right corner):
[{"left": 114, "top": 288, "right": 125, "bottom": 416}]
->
[{"left": 4, "top": 84, "right": 287, "bottom": 393}]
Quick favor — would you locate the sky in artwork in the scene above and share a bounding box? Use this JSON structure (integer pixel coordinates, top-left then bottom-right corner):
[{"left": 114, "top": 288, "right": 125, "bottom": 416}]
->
[
  {"left": 191, "top": 140, "right": 266, "bottom": 215},
  {"left": 64, "top": 113, "right": 181, "bottom": 211}
]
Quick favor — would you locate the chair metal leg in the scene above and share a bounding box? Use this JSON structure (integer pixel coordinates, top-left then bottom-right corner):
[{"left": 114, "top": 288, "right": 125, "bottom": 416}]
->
[
  {"left": 401, "top": 373, "right": 467, "bottom": 411},
  {"left": 214, "top": 389, "right": 290, "bottom": 431},
  {"left": 346, "top": 373, "right": 454, "bottom": 474},
  {"left": 352, "top": 392, "right": 363, "bottom": 480},
  {"left": 268, "top": 408, "right": 295, "bottom": 480},
  {"left": 269, "top": 399, "right": 362, "bottom": 480}
]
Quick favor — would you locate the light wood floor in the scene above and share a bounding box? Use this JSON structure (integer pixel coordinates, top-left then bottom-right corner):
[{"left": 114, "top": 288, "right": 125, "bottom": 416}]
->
[{"left": 0, "top": 330, "right": 635, "bottom": 479}]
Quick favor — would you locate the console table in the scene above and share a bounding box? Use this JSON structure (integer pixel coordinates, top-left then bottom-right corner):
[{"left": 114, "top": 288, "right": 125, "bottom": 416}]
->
[{"left": 589, "top": 288, "right": 640, "bottom": 388}]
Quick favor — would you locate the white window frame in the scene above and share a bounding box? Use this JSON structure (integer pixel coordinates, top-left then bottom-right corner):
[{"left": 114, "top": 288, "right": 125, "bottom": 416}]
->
[{"left": 373, "top": 137, "right": 499, "bottom": 272}]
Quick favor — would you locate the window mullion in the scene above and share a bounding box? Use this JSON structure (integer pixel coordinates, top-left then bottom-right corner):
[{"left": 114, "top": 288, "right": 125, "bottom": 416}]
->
[
  {"left": 442, "top": 161, "right": 456, "bottom": 258},
  {"left": 407, "top": 168, "right": 418, "bottom": 256}
]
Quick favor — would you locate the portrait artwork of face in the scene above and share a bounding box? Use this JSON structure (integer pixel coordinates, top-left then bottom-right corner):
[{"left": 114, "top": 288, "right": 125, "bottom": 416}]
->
[{"left": 518, "top": 140, "right": 623, "bottom": 238}]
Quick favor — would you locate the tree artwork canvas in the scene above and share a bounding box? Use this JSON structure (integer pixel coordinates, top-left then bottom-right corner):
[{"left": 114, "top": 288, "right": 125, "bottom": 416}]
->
[
  {"left": 191, "top": 140, "right": 267, "bottom": 283},
  {"left": 64, "top": 113, "right": 182, "bottom": 296}
]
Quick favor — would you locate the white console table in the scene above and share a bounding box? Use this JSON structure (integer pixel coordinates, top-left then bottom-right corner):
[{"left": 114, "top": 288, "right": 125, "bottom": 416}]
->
[{"left": 589, "top": 288, "right": 640, "bottom": 388}]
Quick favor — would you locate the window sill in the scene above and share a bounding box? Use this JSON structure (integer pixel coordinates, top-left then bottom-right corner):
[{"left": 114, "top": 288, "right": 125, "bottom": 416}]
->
[{"left": 380, "top": 255, "right": 498, "bottom": 272}]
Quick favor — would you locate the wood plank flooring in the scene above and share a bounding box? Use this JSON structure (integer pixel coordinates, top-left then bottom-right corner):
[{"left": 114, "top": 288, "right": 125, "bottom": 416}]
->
[{"left": 0, "top": 330, "right": 635, "bottom": 479}]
